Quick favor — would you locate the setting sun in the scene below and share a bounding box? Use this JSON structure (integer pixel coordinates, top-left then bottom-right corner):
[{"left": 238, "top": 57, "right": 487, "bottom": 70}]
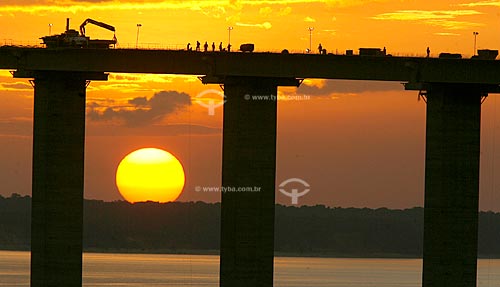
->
[{"left": 115, "top": 148, "right": 185, "bottom": 203}]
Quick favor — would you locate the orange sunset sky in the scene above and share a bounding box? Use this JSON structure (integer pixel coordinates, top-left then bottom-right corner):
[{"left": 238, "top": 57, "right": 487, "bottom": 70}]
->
[{"left": 1, "top": 0, "right": 500, "bottom": 210}]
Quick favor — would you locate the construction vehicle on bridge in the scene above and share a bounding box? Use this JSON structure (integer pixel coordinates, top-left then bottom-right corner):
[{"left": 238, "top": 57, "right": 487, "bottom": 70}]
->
[
  {"left": 41, "top": 18, "right": 117, "bottom": 49},
  {"left": 472, "top": 49, "right": 498, "bottom": 60}
]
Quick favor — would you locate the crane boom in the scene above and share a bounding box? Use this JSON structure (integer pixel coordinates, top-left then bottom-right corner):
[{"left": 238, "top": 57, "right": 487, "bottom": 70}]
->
[{"left": 80, "top": 18, "right": 115, "bottom": 36}]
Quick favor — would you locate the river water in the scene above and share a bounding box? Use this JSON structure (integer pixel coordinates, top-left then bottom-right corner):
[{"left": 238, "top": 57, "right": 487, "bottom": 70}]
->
[{"left": 1, "top": 250, "right": 499, "bottom": 286}]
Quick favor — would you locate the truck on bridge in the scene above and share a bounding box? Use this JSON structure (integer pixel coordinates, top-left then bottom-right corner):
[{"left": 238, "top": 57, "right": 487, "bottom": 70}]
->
[
  {"left": 473, "top": 49, "right": 498, "bottom": 60},
  {"left": 359, "top": 48, "right": 387, "bottom": 56},
  {"left": 41, "top": 18, "right": 117, "bottom": 49},
  {"left": 239, "top": 43, "right": 255, "bottom": 52}
]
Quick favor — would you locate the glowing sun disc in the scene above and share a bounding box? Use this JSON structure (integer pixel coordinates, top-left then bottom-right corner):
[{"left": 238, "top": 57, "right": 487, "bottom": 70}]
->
[{"left": 116, "top": 148, "right": 185, "bottom": 203}]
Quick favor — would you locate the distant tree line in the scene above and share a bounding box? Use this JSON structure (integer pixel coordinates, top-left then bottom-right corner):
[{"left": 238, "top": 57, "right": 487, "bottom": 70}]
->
[{"left": 0, "top": 194, "right": 499, "bottom": 258}]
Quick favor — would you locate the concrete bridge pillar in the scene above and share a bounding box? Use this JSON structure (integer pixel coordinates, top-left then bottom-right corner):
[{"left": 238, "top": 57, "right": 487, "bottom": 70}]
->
[
  {"left": 217, "top": 76, "right": 299, "bottom": 287},
  {"left": 15, "top": 71, "right": 107, "bottom": 287},
  {"left": 422, "top": 84, "right": 482, "bottom": 287}
]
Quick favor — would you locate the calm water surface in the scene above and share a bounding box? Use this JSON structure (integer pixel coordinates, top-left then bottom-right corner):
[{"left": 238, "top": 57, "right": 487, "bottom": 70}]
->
[{"left": 1, "top": 250, "right": 500, "bottom": 286}]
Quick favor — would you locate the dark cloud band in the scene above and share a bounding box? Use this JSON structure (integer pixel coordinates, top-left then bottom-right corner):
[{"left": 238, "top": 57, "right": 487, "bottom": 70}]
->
[{"left": 88, "top": 90, "right": 191, "bottom": 126}]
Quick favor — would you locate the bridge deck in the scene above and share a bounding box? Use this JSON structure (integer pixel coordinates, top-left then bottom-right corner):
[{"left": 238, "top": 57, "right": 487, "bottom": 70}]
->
[{"left": 0, "top": 47, "right": 499, "bottom": 85}]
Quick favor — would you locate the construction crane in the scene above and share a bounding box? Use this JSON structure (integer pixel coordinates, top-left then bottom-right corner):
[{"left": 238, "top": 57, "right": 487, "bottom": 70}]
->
[
  {"left": 41, "top": 18, "right": 117, "bottom": 49},
  {"left": 80, "top": 18, "right": 115, "bottom": 37}
]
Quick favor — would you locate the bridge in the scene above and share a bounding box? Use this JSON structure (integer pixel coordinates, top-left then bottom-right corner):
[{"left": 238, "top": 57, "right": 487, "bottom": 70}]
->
[{"left": 0, "top": 47, "right": 499, "bottom": 287}]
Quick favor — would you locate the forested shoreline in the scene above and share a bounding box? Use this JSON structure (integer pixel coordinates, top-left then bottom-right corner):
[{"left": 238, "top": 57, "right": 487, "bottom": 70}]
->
[{"left": 1, "top": 194, "right": 499, "bottom": 258}]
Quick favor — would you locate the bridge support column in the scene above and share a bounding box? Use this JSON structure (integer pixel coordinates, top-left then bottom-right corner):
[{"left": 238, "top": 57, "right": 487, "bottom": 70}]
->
[
  {"left": 15, "top": 71, "right": 107, "bottom": 287},
  {"left": 422, "top": 84, "right": 482, "bottom": 287},
  {"left": 218, "top": 77, "right": 298, "bottom": 287}
]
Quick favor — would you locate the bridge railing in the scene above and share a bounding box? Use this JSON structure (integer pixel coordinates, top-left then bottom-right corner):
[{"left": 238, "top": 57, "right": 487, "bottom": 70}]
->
[
  {"left": 115, "top": 43, "right": 185, "bottom": 50},
  {"left": 1, "top": 39, "right": 43, "bottom": 48},
  {"left": 0, "top": 41, "right": 475, "bottom": 59}
]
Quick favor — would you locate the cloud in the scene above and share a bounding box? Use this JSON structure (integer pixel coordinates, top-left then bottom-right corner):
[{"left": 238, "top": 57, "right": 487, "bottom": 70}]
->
[
  {"left": 87, "top": 123, "right": 221, "bottom": 136},
  {"left": 425, "top": 20, "right": 483, "bottom": 30},
  {"left": 0, "top": 0, "right": 384, "bottom": 14},
  {"left": 296, "top": 79, "right": 403, "bottom": 97},
  {"left": 0, "top": 82, "right": 33, "bottom": 91},
  {"left": 87, "top": 97, "right": 116, "bottom": 108},
  {"left": 226, "top": 13, "right": 241, "bottom": 22},
  {"left": 372, "top": 9, "right": 482, "bottom": 21},
  {"left": 434, "top": 32, "right": 461, "bottom": 36},
  {"left": 108, "top": 73, "right": 189, "bottom": 84},
  {"left": 88, "top": 90, "right": 191, "bottom": 126},
  {"left": 302, "top": 79, "right": 327, "bottom": 88},
  {"left": 128, "top": 97, "right": 148, "bottom": 106},
  {"left": 70, "top": 0, "right": 114, "bottom": 2},
  {"left": 304, "top": 16, "right": 316, "bottom": 22},
  {"left": 0, "top": 0, "right": 386, "bottom": 8},
  {"left": 278, "top": 7, "right": 292, "bottom": 16},
  {"left": 322, "top": 29, "right": 337, "bottom": 36},
  {"left": 459, "top": 0, "right": 500, "bottom": 7},
  {"left": 371, "top": 9, "right": 484, "bottom": 30},
  {"left": 0, "top": 1, "right": 224, "bottom": 14},
  {"left": 90, "top": 83, "right": 142, "bottom": 93},
  {"left": 0, "top": 118, "right": 32, "bottom": 137},
  {"left": 259, "top": 6, "right": 273, "bottom": 16},
  {"left": 236, "top": 21, "right": 272, "bottom": 29},
  {"left": 199, "top": 6, "right": 226, "bottom": 18}
]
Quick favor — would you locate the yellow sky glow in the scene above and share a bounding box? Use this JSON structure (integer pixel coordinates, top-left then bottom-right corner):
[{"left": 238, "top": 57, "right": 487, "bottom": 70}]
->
[{"left": 1, "top": 0, "right": 500, "bottom": 209}]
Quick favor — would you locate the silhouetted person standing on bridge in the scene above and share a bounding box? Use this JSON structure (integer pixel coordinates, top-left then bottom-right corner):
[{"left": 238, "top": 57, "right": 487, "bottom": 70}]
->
[
  {"left": 196, "top": 41, "right": 200, "bottom": 51},
  {"left": 219, "top": 42, "right": 223, "bottom": 52},
  {"left": 227, "top": 43, "right": 231, "bottom": 52},
  {"left": 383, "top": 47, "right": 386, "bottom": 55},
  {"left": 204, "top": 41, "right": 208, "bottom": 52},
  {"left": 187, "top": 43, "right": 191, "bottom": 51},
  {"left": 212, "top": 42, "right": 215, "bottom": 52},
  {"left": 318, "top": 43, "right": 322, "bottom": 54},
  {"left": 427, "top": 47, "right": 430, "bottom": 58}
]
